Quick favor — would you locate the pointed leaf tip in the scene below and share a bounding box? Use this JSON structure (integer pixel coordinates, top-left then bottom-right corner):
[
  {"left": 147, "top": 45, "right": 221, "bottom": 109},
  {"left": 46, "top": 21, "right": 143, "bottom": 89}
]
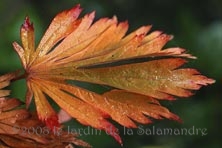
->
[
  {"left": 22, "top": 16, "right": 34, "bottom": 31},
  {"left": 67, "top": 4, "right": 82, "bottom": 18},
  {"left": 103, "top": 122, "right": 122, "bottom": 145}
]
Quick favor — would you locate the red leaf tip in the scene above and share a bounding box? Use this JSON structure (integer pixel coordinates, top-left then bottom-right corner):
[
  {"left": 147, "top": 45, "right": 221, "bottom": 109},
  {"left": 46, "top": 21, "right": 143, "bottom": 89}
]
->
[
  {"left": 22, "top": 16, "right": 34, "bottom": 31},
  {"left": 45, "top": 114, "right": 60, "bottom": 130},
  {"left": 68, "top": 4, "right": 83, "bottom": 18},
  {"left": 101, "top": 120, "right": 123, "bottom": 145}
]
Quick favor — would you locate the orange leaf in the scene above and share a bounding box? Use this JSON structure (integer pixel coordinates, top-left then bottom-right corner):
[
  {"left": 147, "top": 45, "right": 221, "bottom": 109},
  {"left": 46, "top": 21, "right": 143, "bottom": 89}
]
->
[
  {"left": 0, "top": 74, "right": 90, "bottom": 147},
  {"left": 30, "top": 82, "right": 59, "bottom": 129},
  {"left": 30, "top": 78, "right": 122, "bottom": 144},
  {"left": 13, "top": 4, "right": 215, "bottom": 145},
  {"left": 53, "top": 58, "right": 212, "bottom": 100},
  {"left": 103, "top": 90, "right": 182, "bottom": 126}
]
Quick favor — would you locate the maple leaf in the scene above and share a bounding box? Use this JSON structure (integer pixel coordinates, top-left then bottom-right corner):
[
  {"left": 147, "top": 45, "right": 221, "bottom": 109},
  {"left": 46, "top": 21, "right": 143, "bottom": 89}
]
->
[
  {"left": 12, "top": 4, "right": 215, "bottom": 144},
  {"left": 0, "top": 73, "right": 90, "bottom": 148}
]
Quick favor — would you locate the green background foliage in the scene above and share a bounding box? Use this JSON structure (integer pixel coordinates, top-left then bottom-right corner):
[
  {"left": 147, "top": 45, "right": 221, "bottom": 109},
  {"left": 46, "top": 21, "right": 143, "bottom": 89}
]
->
[{"left": 0, "top": 0, "right": 221, "bottom": 147}]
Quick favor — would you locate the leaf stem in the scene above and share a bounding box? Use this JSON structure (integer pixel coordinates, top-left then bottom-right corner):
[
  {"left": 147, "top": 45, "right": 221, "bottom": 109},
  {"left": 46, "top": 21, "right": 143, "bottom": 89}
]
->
[{"left": 11, "top": 70, "right": 27, "bottom": 82}]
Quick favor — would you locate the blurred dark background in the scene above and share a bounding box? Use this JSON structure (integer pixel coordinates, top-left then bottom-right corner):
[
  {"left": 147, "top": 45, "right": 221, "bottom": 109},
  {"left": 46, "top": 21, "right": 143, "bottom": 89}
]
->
[{"left": 0, "top": 0, "right": 221, "bottom": 148}]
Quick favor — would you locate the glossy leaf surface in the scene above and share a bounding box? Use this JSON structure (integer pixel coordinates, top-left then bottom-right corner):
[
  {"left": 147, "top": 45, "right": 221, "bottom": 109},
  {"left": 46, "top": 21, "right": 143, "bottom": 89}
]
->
[{"left": 13, "top": 4, "right": 215, "bottom": 144}]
